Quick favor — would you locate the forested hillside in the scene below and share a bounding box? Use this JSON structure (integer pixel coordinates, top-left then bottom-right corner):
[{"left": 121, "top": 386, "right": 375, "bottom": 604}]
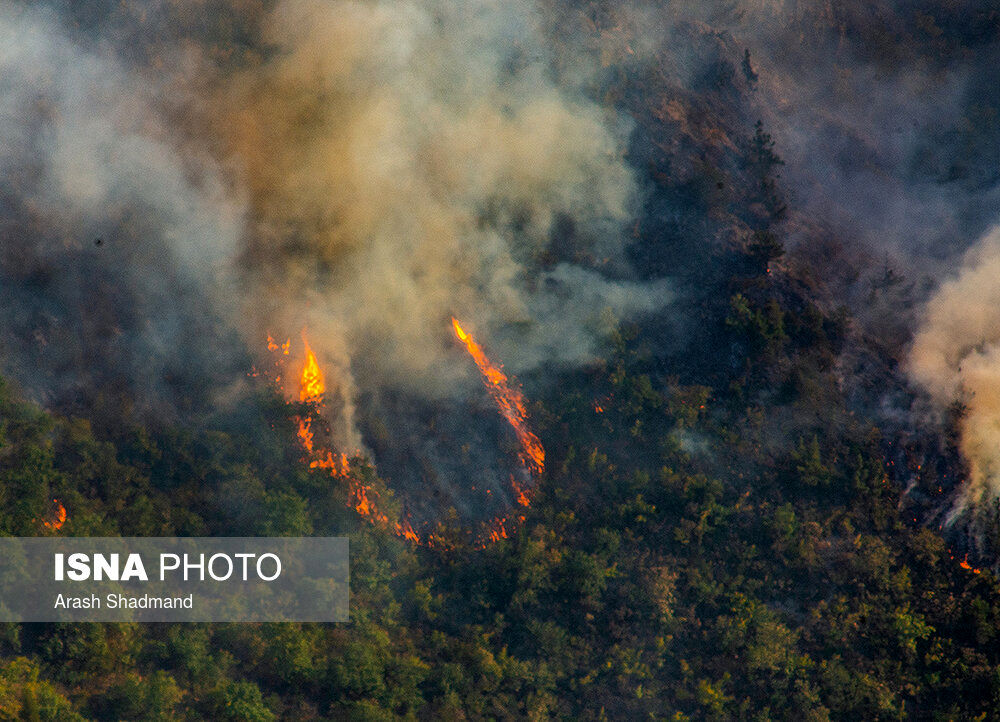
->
[
  {"left": 4, "top": 0, "right": 1000, "bottom": 719},
  {"left": 3, "top": 241, "right": 1000, "bottom": 719}
]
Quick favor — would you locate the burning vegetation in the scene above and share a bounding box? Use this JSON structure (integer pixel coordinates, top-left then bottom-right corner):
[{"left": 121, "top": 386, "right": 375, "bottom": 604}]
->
[
  {"left": 10, "top": 0, "right": 1000, "bottom": 717},
  {"left": 451, "top": 318, "right": 545, "bottom": 477},
  {"left": 263, "top": 319, "right": 544, "bottom": 548},
  {"left": 40, "top": 499, "right": 66, "bottom": 531}
]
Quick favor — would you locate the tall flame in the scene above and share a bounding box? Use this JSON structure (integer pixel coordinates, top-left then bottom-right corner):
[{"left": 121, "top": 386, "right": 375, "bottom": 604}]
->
[
  {"left": 299, "top": 338, "right": 325, "bottom": 402},
  {"left": 451, "top": 318, "right": 545, "bottom": 475}
]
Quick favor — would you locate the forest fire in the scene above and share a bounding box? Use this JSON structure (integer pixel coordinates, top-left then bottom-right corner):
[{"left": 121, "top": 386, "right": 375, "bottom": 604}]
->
[
  {"left": 14, "top": 0, "right": 1000, "bottom": 712},
  {"left": 395, "top": 518, "right": 420, "bottom": 543},
  {"left": 267, "top": 320, "right": 545, "bottom": 548},
  {"left": 957, "top": 554, "right": 982, "bottom": 575},
  {"left": 310, "top": 450, "right": 351, "bottom": 477},
  {"left": 278, "top": 334, "right": 393, "bottom": 532},
  {"left": 451, "top": 318, "right": 545, "bottom": 476},
  {"left": 295, "top": 338, "right": 328, "bottom": 454},
  {"left": 42, "top": 499, "right": 66, "bottom": 531},
  {"left": 296, "top": 417, "right": 315, "bottom": 453}
]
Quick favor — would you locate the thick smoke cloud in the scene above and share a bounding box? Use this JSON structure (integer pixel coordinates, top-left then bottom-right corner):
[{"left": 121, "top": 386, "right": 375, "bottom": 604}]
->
[
  {"left": 737, "top": 3, "right": 1000, "bottom": 521},
  {"left": 519, "top": 0, "right": 1000, "bottom": 527},
  {"left": 217, "top": 0, "right": 667, "bottom": 403},
  {"left": 909, "top": 228, "right": 1000, "bottom": 517},
  {"left": 740, "top": 3, "right": 1000, "bottom": 522},
  {"left": 604, "top": 0, "right": 1000, "bottom": 521}
]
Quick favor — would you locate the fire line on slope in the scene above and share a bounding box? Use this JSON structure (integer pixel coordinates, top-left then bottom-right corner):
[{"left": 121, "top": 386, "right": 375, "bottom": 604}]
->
[{"left": 265, "top": 319, "right": 545, "bottom": 548}]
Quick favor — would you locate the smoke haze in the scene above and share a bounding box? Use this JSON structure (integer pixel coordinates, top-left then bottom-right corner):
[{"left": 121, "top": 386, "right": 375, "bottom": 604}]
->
[
  {"left": 0, "top": 0, "right": 675, "bottom": 520},
  {"left": 0, "top": 4, "right": 247, "bottom": 414},
  {"left": 6, "top": 0, "right": 1000, "bottom": 525}
]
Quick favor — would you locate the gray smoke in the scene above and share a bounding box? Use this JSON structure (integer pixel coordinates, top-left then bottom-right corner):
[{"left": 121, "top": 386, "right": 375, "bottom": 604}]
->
[{"left": 0, "top": 1, "right": 674, "bottom": 517}]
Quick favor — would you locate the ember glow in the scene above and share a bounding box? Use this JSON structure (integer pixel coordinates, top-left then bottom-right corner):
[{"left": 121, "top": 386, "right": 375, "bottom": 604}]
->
[
  {"left": 957, "top": 554, "right": 983, "bottom": 575},
  {"left": 296, "top": 417, "right": 315, "bottom": 454},
  {"left": 266, "top": 336, "right": 290, "bottom": 355}
]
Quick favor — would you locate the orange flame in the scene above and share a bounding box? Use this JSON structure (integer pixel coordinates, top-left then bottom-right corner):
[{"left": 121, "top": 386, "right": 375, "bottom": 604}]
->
[
  {"left": 291, "top": 335, "right": 391, "bottom": 530},
  {"left": 267, "top": 336, "right": 291, "bottom": 355},
  {"left": 395, "top": 518, "right": 420, "bottom": 543},
  {"left": 267, "top": 325, "right": 544, "bottom": 549},
  {"left": 300, "top": 339, "right": 325, "bottom": 403},
  {"left": 296, "top": 417, "right": 315, "bottom": 453},
  {"left": 959, "top": 555, "right": 982, "bottom": 574},
  {"left": 42, "top": 499, "right": 66, "bottom": 530},
  {"left": 451, "top": 318, "right": 545, "bottom": 476},
  {"left": 510, "top": 475, "right": 531, "bottom": 507},
  {"left": 311, "top": 450, "right": 351, "bottom": 476},
  {"left": 486, "top": 518, "right": 509, "bottom": 543},
  {"left": 294, "top": 338, "right": 327, "bottom": 453}
]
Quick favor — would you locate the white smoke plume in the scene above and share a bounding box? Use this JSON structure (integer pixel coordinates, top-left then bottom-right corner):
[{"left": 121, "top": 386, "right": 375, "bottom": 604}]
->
[
  {"left": 0, "top": 6, "right": 244, "bottom": 281},
  {"left": 909, "top": 227, "right": 1000, "bottom": 516}
]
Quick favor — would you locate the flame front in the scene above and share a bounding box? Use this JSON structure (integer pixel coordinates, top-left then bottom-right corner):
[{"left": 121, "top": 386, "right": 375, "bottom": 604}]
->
[
  {"left": 451, "top": 318, "right": 545, "bottom": 475},
  {"left": 266, "top": 323, "right": 545, "bottom": 549},
  {"left": 296, "top": 339, "right": 328, "bottom": 453},
  {"left": 288, "top": 335, "right": 389, "bottom": 527}
]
